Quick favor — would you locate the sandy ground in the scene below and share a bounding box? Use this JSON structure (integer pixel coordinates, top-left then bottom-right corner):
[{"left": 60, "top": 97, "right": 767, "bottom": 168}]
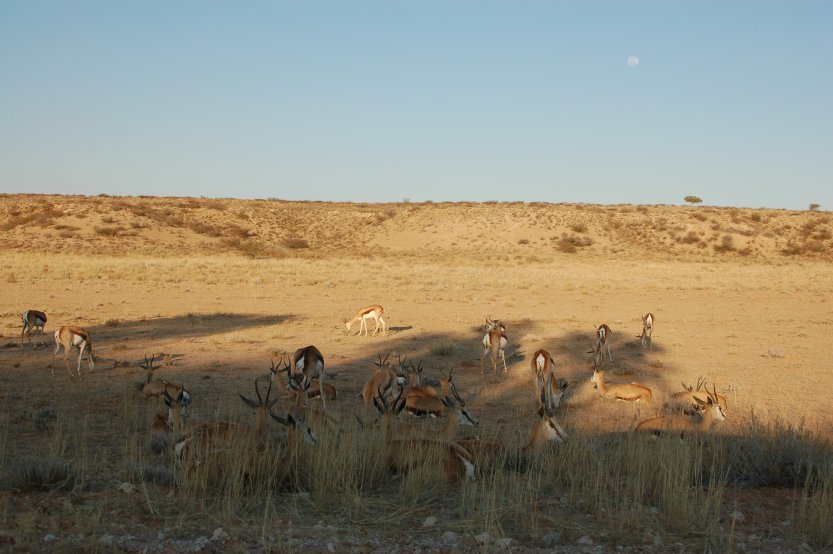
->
[{"left": 0, "top": 195, "right": 832, "bottom": 552}]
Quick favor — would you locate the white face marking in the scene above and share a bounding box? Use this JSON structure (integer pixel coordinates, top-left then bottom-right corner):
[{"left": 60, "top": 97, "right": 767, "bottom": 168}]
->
[{"left": 535, "top": 353, "right": 546, "bottom": 372}]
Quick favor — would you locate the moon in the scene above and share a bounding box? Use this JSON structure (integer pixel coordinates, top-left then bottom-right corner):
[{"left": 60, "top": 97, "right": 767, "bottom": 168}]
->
[{"left": 627, "top": 55, "right": 640, "bottom": 67}]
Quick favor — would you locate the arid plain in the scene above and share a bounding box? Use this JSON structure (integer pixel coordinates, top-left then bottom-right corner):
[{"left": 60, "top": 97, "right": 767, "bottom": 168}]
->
[{"left": 1, "top": 194, "right": 831, "bottom": 552}]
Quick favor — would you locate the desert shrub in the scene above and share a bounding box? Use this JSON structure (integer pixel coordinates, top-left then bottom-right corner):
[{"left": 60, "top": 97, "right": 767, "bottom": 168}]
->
[
  {"left": 713, "top": 234, "right": 736, "bottom": 253},
  {"left": 518, "top": 238, "right": 530, "bottom": 245},
  {"left": 750, "top": 212, "right": 762, "bottom": 222},
  {"left": 431, "top": 342, "right": 455, "bottom": 357},
  {"left": 684, "top": 195, "right": 703, "bottom": 204},
  {"left": 283, "top": 237, "right": 309, "bottom": 249},
  {"left": 570, "top": 223, "right": 588, "bottom": 233},
  {"left": 94, "top": 226, "right": 121, "bottom": 237},
  {"left": 556, "top": 233, "right": 593, "bottom": 253},
  {"left": 680, "top": 231, "right": 702, "bottom": 245},
  {"left": 105, "top": 318, "right": 121, "bottom": 327},
  {"left": 7, "top": 456, "right": 76, "bottom": 491},
  {"left": 812, "top": 228, "right": 832, "bottom": 241}
]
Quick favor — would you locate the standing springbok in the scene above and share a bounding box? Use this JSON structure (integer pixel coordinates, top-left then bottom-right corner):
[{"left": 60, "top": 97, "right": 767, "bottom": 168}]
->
[
  {"left": 21, "top": 310, "right": 47, "bottom": 348},
  {"left": 589, "top": 324, "right": 613, "bottom": 367},
  {"left": 481, "top": 318, "right": 508, "bottom": 376},
  {"left": 637, "top": 384, "right": 726, "bottom": 436},
  {"left": 640, "top": 313, "right": 654, "bottom": 349},
  {"left": 345, "top": 304, "right": 387, "bottom": 336},
  {"left": 530, "top": 349, "right": 569, "bottom": 409},
  {"left": 591, "top": 368, "right": 652, "bottom": 402},
  {"left": 51, "top": 326, "right": 95, "bottom": 377},
  {"left": 292, "top": 345, "right": 328, "bottom": 410},
  {"left": 269, "top": 358, "right": 336, "bottom": 401}
]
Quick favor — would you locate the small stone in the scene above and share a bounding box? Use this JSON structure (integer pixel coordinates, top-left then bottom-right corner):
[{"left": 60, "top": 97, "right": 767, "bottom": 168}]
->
[
  {"left": 313, "top": 522, "right": 326, "bottom": 531},
  {"left": 422, "top": 516, "right": 437, "bottom": 528},
  {"left": 211, "top": 528, "right": 229, "bottom": 542},
  {"left": 496, "top": 537, "right": 514, "bottom": 547},
  {"left": 43, "top": 534, "right": 57, "bottom": 543},
  {"left": 193, "top": 536, "right": 210, "bottom": 551},
  {"left": 799, "top": 543, "right": 813, "bottom": 553},
  {"left": 474, "top": 532, "right": 493, "bottom": 545},
  {"left": 157, "top": 531, "right": 165, "bottom": 541},
  {"left": 99, "top": 534, "right": 115, "bottom": 546},
  {"left": 117, "top": 482, "right": 136, "bottom": 494},
  {"left": 327, "top": 542, "right": 336, "bottom": 552},
  {"left": 729, "top": 510, "right": 745, "bottom": 523},
  {"left": 577, "top": 536, "right": 594, "bottom": 545},
  {"left": 441, "top": 531, "right": 459, "bottom": 544}
]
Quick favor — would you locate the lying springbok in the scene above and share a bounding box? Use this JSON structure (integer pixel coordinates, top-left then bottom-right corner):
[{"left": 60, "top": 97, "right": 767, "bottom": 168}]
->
[
  {"left": 139, "top": 355, "right": 191, "bottom": 404},
  {"left": 588, "top": 324, "right": 613, "bottom": 367},
  {"left": 51, "top": 326, "right": 95, "bottom": 377},
  {"left": 530, "top": 349, "right": 569, "bottom": 409},
  {"left": 670, "top": 378, "right": 728, "bottom": 415},
  {"left": 458, "top": 373, "right": 568, "bottom": 468},
  {"left": 292, "top": 345, "right": 328, "bottom": 410},
  {"left": 162, "top": 389, "right": 191, "bottom": 433},
  {"left": 591, "top": 368, "right": 652, "bottom": 402},
  {"left": 396, "top": 380, "right": 479, "bottom": 440},
  {"left": 636, "top": 384, "right": 726, "bottom": 436},
  {"left": 269, "top": 358, "right": 336, "bottom": 401},
  {"left": 373, "top": 385, "right": 477, "bottom": 481},
  {"left": 481, "top": 318, "right": 508, "bottom": 376},
  {"left": 21, "top": 310, "right": 47, "bottom": 347},
  {"left": 640, "top": 313, "right": 654, "bottom": 349},
  {"left": 345, "top": 304, "right": 387, "bottom": 336}
]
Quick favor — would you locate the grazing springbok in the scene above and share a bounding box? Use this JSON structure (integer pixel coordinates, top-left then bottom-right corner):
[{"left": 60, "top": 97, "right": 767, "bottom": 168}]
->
[
  {"left": 640, "top": 313, "right": 654, "bottom": 349},
  {"left": 588, "top": 324, "right": 613, "bottom": 367},
  {"left": 51, "top": 326, "right": 95, "bottom": 377},
  {"left": 345, "top": 304, "right": 387, "bottom": 336},
  {"left": 139, "top": 355, "right": 191, "bottom": 405},
  {"left": 21, "top": 310, "right": 47, "bottom": 347},
  {"left": 481, "top": 318, "right": 508, "bottom": 376},
  {"left": 292, "top": 345, "right": 328, "bottom": 410},
  {"left": 530, "top": 349, "right": 569, "bottom": 409},
  {"left": 373, "top": 385, "right": 477, "bottom": 482},
  {"left": 591, "top": 368, "right": 652, "bottom": 402},
  {"left": 670, "top": 378, "right": 728, "bottom": 415},
  {"left": 637, "top": 384, "right": 726, "bottom": 436}
]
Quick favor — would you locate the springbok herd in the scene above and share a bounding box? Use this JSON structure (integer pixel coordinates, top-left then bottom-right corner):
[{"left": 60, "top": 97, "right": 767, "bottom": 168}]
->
[{"left": 18, "top": 305, "right": 727, "bottom": 482}]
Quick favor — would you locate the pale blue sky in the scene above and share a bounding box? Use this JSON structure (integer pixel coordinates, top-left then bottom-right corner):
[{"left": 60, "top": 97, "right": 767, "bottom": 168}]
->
[{"left": 1, "top": 1, "right": 831, "bottom": 209}]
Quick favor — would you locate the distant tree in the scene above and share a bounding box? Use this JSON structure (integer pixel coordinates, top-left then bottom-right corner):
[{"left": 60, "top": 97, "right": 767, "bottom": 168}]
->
[
  {"left": 684, "top": 195, "right": 703, "bottom": 205},
  {"left": 809, "top": 203, "right": 820, "bottom": 212}
]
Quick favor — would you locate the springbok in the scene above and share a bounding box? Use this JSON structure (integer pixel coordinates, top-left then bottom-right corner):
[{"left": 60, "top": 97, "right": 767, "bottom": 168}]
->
[
  {"left": 269, "top": 358, "right": 336, "bottom": 401},
  {"left": 590, "top": 368, "right": 652, "bottom": 402},
  {"left": 458, "top": 373, "right": 568, "bottom": 468},
  {"left": 51, "top": 326, "right": 95, "bottom": 377},
  {"left": 162, "top": 389, "right": 191, "bottom": 433},
  {"left": 292, "top": 345, "right": 328, "bottom": 410},
  {"left": 588, "top": 324, "right": 613, "bottom": 367},
  {"left": 637, "top": 384, "right": 726, "bottom": 436},
  {"left": 139, "top": 355, "right": 191, "bottom": 404},
  {"left": 640, "top": 313, "right": 654, "bottom": 349},
  {"left": 359, "top": 353, "right": 405, "bottom": 412},
  {"left": 373, "top": 385, "right": 477, "bottom": 481},
  {"left": 21, "top": 310, "right": 47, "bottom": 347},
  {"left": 670, "top": 378, "right": 728, "bottom": 415},
  {"left": 481, "top": 318, "right": 508, "bottom": 376},
  {"left": 530, "top": 349, "right": 569, "bottom": 409},
  {"left": 345, "top": 304, "right": 387, "bottom": 336},
  {"left": 396, "top": 380, "right": 479, "bottom": 439}
]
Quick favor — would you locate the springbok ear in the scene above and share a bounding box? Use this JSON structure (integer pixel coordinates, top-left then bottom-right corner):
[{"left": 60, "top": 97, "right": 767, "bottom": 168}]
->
[
  {"left": 557, "top": 378, "right": 569, "bottom": 391},
  {"left": 238, "top": 393, "right": 258, "bottom": 409},
  {"left": 162, "top": 390, "right": 173, "bottom": 407},
  {"left": 372, "top": 395, "right": 384, "bottom": 414},
  {"left": 269, "top": 412, "right": 289, "bottom": 426},
  {"left": 394, "top": 397, "right": 406, "bottom": 414},
  {"left": 269, "top": 397, "right": 280, "bottom": 409},
  {"left": 693, "top": 396, "right": 707, "bottom": 406}
]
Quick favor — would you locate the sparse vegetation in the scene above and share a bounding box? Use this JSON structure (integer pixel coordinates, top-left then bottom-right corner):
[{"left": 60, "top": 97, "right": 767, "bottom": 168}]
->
[{"left": 685, "top": 195, "right": 703, "bottom": 204}]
